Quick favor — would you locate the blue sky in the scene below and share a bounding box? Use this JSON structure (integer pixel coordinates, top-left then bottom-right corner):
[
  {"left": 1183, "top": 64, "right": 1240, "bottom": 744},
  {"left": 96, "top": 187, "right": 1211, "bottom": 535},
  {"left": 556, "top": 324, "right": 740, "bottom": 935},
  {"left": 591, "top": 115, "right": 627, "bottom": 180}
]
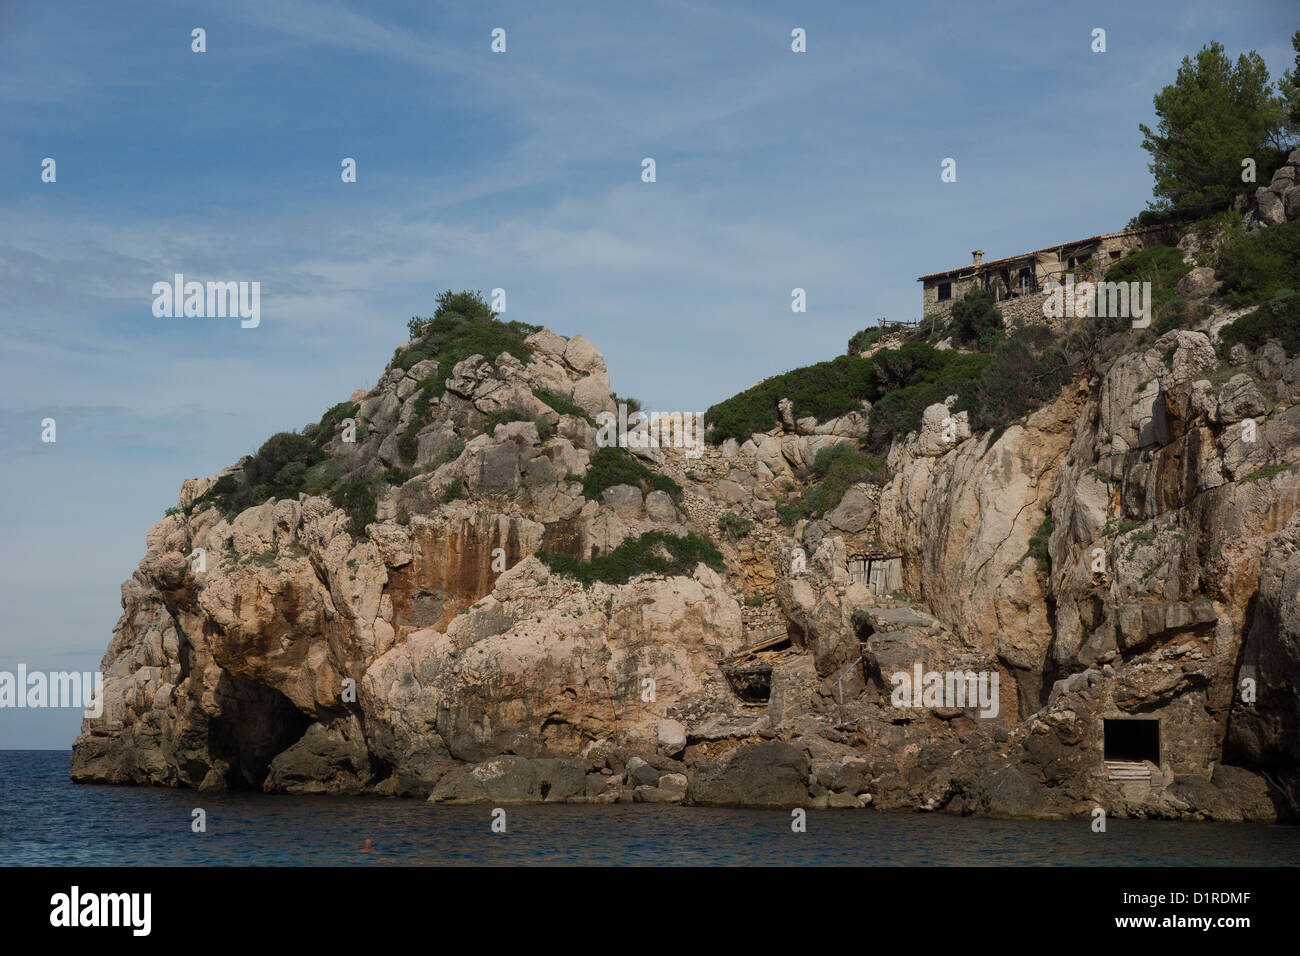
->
[{"left": 1, "top": 0, "right": 1295, "bottom": 748}]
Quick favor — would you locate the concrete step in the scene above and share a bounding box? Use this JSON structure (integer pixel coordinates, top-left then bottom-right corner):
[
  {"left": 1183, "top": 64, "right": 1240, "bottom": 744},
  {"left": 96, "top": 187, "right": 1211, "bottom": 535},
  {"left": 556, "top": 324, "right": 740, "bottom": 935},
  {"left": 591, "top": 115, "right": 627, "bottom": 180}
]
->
[{"left": 1105, "top": 760, "right": 1152, "bottom": 781}]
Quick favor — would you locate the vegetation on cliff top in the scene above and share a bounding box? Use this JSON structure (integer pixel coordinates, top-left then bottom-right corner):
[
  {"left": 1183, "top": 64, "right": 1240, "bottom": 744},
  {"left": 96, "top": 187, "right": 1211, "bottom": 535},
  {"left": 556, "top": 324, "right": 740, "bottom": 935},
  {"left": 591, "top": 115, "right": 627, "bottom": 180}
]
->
[
  {"left": 190, "top": 431, "right": 326, "bottom": 518},
  {"left": 1133, "top": 35, "right": 1300, "bottom": 223},
  {"left": 187, "top": 290, "right": 538, "bottom": 535},
  {"left": 704, "top": 353, "right": 877, "bottom": 444},
  {"left": 396, "top": 289, "right": 537, "bottom": 375}
]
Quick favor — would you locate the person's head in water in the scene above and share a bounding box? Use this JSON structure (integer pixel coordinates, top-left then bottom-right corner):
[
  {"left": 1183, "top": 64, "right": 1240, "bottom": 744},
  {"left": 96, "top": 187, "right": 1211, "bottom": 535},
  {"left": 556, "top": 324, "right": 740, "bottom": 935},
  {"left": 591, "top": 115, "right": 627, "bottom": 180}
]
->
[{"left": 360, "top": 839, "right": 374, "bottom": 853}]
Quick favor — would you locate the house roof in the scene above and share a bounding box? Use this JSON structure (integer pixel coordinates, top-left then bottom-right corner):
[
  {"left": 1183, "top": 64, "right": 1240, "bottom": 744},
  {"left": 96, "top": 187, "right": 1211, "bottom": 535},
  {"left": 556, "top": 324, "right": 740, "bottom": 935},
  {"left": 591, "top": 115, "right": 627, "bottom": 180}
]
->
[{"left": 916, "top": 225, "right": 1167, "bottom": 283}]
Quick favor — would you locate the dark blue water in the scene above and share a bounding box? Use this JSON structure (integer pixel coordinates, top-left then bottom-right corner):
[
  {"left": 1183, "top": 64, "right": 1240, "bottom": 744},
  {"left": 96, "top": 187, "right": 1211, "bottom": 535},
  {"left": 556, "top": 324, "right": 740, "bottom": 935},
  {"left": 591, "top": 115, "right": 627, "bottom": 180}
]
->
[{"left": 2, "top": 751, "right": 1297, "bottom": 865}]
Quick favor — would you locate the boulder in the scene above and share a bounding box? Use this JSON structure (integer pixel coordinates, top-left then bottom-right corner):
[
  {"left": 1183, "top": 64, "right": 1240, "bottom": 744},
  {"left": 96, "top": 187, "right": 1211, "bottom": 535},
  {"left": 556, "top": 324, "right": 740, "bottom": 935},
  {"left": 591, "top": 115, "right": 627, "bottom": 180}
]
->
[
  {"left": 1175, "top": 266, "right": 1220, "bottom": 300},
  {"left": 563, "top": 334, "right": 605, "bottom": 373},
  {"left": 686, "top": 741, "right": 810, "bottom": 807},
  {"left": 1257, "top": 187, "right": 1286, "bottom": 226},
  {"left": 427, "top": 755, "right": 587, "bottom": 803},
  {"left": 656, "top": 718, "right": 687, "bottom": 757}
]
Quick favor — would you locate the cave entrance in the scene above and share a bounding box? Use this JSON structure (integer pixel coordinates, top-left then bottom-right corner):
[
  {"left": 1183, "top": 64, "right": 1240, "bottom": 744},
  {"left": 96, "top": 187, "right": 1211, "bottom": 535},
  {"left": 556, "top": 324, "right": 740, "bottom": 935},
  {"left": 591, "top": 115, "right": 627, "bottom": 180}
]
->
[
  {"left": 206, "top": 672, "right": 313, "bottom": 790},
  {"left": 1103, "top": 718, "right": 1160, "bottom": 765},
  {"left": 723, "top": 664, "right": 773, "bottom": 704},
  {"left": 720, "top": 632, "right": 793, "bottom": 705}
]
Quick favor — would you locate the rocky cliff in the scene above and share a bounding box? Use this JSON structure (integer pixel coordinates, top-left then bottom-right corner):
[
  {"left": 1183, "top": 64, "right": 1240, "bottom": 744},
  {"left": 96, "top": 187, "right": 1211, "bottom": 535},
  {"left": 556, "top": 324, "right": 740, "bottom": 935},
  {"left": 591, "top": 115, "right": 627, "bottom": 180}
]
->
[{"left": 72, "top": 209, "right": 1300, "bottom": 821}]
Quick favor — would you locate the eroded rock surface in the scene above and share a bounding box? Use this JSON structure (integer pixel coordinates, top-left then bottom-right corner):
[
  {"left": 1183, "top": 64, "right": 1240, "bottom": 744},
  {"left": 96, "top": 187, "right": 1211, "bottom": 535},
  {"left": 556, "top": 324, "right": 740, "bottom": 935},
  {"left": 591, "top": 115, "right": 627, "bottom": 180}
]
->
[{"left": 72, "top": 305, "right": 1300, "bottom": 822}]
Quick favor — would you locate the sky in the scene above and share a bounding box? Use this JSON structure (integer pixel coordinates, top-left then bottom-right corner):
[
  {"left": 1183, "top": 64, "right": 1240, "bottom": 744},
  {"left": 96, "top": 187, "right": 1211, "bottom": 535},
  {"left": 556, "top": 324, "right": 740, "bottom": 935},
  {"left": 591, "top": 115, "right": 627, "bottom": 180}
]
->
[{"left": 0, "top": 0, "right": 1295, "bottom": 748}]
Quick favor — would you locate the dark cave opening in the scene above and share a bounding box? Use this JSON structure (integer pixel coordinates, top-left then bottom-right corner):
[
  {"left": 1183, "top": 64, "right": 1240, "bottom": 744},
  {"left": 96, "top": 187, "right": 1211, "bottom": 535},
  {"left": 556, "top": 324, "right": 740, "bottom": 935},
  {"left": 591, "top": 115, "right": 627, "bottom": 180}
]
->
[
  {"left": 1104, "top": 717, "right": 1161, "bottom": 764},
  {"left": 723, "top": 665, "right": 773, "bottom": 704},
  {"left": 206, "top": 673, "right": 313, "bottom": 790}
]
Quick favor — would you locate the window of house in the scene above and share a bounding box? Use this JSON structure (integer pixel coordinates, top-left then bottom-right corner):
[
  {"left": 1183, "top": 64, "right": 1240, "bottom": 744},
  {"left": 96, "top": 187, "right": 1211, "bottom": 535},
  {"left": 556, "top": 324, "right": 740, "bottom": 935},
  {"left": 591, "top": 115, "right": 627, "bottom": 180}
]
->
[{"left": 937, "top": 282, "right": 951, "bottom": 301}]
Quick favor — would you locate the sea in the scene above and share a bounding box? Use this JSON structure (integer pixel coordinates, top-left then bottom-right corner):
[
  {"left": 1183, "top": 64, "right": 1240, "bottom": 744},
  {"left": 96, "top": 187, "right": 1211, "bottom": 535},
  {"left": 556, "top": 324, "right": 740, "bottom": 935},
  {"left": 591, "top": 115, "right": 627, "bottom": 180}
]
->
[{"left": 2, "top": 750, "right": 1297, "bottom": 866}]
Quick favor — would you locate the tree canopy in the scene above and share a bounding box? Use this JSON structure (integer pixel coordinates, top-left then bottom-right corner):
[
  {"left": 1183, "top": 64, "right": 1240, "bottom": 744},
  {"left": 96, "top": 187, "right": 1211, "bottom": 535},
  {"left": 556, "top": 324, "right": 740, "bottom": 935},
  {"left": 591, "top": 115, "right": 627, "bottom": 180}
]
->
[{"left": 1138, "top": 40, "right": 1298, "bottom": 216}]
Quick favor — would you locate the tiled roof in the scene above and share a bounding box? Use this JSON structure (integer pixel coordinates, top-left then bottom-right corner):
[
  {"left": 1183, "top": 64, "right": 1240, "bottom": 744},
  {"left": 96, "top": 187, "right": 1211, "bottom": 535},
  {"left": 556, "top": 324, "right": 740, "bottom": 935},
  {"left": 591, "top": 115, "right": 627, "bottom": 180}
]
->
[{"left": 916, "top": 225, "right": 1167, "bottom": 282}]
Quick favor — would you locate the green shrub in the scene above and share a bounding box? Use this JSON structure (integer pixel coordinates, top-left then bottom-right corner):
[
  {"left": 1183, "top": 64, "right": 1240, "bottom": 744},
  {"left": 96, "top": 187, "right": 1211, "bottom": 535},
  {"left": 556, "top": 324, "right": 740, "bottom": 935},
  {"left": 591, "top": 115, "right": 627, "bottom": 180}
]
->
[
  {"left": 581, "top": 446, "right": 682, "bottom": 500},
  {"left": 535, "top": 417, "right": 555, "bottom": 442},
  {"left": 1219, "top": 289, "right": 1300, "bottom": 356},
  {"left": 246, "top": 432, "right": 324, "bottom": 490},
  {"left": 1102, "top": 244, "right": 1190, "bottom": 318},
  {"left": 1025, "top": 513, "right": 1053, "bottom": 569},
  {"left": 811, "top": 443, "right": 854, "bottom": 479},
  {"left": 537, "top": 531, "right": 725, "bottom": 586},
  {"left": 717, "top": 512, "right": 755, "bottom": 540},
  {"left": 1127, "top": 207, "right": 1196, "bottom": 230},
  {"left": 532, "top": 387, "right": 594, "bottom": 424},
  {"left": 303, "top": 458, "right": 342, "bottom": 496},
  {"left": 870, "top": 341, "right": 945, "bottom": 392},
  {"left": 803, "top": 448, "right": 886, "bottom": 517},
  {"left": 947, "top": 290, "right": 1004, "bottom": 349},
  {"left": 442, "top": 479, "right": 465, "bottom": 502},
  {"left": 953, "top": 330, "right": 1071, "bottom": 435},
  {"left": 1243, "top": 462, "right": 1289, "bottom": 483},
  {"left": 383, "top": 467, "right": 414, "bottom": 485},
  {"left": 776, "top": 501, "right": 807, "bottom": 527},
  {"left": 847, "top": 327, "right": 884, "bottom": 354},
  {"left": 864, "top": 382, "right": 945, "bottom": 452},
  {"left": 330, "top": 479, "right": 378, "bottom": 536},
  {"left": 485, "top": 409, "right": 530, "bottom": 436},
  {"left": 1154, "top": 296, "right": 1212, "bottom": 335},
  {"left": 303, "top": 401, "right": 360, "bottom": 447},
  {"left": 442, "top": 438, "right": 466, "bottom": 463},
  {"left": 916, "top": 312, "right": 945, "bottom": 341},
  {"left": 395, "top": 289, "right": 536, "bottom": 373},
  {"left": 705, "top": 354, "right": 877, "bottom": 444},
  {"left": 706, "top": 341, "right": 988, "bottom": 446},
  {"left": 191, "top": 432, "right": 326, "bottom": 516},
  {"left": 1215, "top": 219, "right": 1300, "bottom": 307},
  {"left": 862, "top": 346, "right": 992, "bottom": 452},
  {"left": 408, "top": 289, "right": 495, "bottom": 340},
  {"left": 397, "top": 419, "right": 422, "bottom": 466}
]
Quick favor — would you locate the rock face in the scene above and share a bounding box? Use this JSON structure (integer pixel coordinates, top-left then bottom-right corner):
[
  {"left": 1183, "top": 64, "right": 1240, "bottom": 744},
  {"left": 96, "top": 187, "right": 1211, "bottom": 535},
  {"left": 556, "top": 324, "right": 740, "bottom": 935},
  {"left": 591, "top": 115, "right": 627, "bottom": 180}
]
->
[
  {"left": 1245, "top": 148, "right": 1300, "bottom": 232},
  {"left": 72, "top": 295, "right": 1300, "bottom": 822},
  {"left": 71, "top": 325, "right": 739, "bottom": 797}
]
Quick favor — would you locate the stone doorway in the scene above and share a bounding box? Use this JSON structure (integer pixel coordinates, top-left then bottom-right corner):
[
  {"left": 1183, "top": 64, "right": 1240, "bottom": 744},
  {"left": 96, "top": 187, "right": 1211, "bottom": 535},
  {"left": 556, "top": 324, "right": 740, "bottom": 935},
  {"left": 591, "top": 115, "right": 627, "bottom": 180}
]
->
[{"left": 1103, "top": 718, "right": 1160, "bottom": 779}]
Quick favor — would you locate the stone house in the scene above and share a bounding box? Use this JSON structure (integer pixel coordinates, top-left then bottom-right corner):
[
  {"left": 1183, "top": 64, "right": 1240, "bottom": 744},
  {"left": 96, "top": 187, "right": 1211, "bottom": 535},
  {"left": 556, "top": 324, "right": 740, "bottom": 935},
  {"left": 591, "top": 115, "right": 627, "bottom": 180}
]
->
[{"left": 917, "top": 225, "right": 1175, "bottom": 324}]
